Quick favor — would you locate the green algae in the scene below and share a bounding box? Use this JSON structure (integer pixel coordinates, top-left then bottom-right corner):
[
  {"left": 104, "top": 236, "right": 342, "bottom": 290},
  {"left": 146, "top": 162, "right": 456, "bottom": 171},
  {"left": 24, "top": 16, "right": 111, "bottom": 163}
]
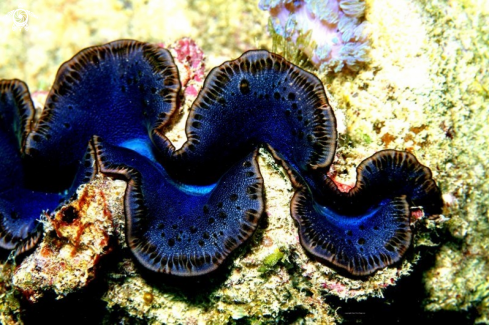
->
[
  {"left": 258, "top": 248, "right": 285, "bottom": 273},
  {"left": 0, "top": 263, "right": 21, "bottom": 325}
]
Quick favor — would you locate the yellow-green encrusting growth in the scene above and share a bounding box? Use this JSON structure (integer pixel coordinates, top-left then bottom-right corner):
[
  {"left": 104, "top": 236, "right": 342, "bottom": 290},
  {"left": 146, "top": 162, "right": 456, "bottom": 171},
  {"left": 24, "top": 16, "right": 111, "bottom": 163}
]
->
[
  {"left": 416, "top": 1, "right": 489, "bottom": 323},
  {"left": 258, "top": 248, "right": 286, "bottom": 273}
]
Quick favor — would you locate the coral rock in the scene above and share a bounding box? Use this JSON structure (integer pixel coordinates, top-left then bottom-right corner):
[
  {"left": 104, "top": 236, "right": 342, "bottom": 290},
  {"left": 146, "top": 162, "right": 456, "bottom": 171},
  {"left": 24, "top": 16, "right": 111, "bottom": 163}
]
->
[{"left": 12, "top": 177, "right": 125, "bottom": 301}]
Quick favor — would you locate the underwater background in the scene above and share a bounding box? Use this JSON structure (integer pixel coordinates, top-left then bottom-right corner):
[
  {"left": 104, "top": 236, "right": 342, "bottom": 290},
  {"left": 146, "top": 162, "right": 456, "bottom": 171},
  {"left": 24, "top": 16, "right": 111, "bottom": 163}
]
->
[{"left": 0, "top": 0, "right": 488, "bottom": 324}]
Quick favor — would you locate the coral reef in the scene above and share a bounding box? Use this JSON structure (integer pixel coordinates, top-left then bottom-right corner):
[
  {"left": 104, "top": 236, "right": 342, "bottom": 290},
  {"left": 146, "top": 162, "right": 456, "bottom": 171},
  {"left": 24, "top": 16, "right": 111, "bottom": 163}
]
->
[
  {"left": 0, "top": 0, "right": 487, "bottom": 323},
  {"left": 259, "top": 0, "right": 370, "bottom": 72}
]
